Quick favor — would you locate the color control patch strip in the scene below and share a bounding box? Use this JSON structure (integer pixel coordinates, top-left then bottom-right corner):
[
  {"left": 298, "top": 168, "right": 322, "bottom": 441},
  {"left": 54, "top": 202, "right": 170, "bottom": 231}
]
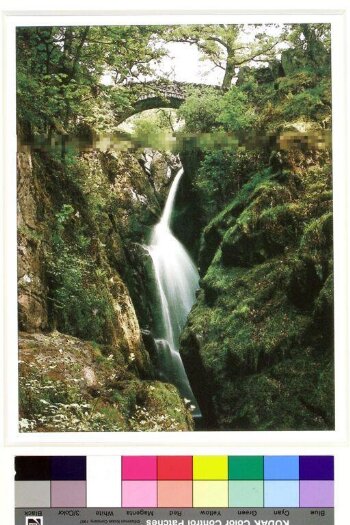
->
[{"left": 15, "top": 456, "right": 334, "bottom": 508}]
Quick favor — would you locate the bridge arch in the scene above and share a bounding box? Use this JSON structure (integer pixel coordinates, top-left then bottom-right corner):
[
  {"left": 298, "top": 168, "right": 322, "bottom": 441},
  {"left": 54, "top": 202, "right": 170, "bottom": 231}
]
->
[{"left": 115, "top": 81, "right": 220, "bottom": 125}]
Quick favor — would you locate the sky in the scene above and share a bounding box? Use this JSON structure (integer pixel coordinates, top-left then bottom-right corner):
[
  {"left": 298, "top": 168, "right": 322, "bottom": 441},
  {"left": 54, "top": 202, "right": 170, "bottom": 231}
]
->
[
  {"left": 152, "top": 24, "right": 288, "bottom": 85},
  {"left": 101, "top": 24, "right": 288, "bottom": 87},
  {"left": 156, "top": 42, "right": 224, "bottom": 86},
  {"left": 101, "top": 41, "right": 223, "bottom": 86}
]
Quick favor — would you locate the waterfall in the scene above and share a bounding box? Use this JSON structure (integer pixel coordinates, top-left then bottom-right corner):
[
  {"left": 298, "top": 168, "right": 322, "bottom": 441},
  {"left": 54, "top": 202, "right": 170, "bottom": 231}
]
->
[{"left": 147, "top": 167, "right": 201, "bottom": 416}]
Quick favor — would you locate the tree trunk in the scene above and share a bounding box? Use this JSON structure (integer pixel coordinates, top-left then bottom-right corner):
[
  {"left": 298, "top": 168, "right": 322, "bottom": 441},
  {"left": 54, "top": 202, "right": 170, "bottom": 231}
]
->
[
  {"left": 61, "top": 134, "right": 67, "bottom": 161},
  {"left": 222, "top": 55, "right": 236, "bottom": 90}
]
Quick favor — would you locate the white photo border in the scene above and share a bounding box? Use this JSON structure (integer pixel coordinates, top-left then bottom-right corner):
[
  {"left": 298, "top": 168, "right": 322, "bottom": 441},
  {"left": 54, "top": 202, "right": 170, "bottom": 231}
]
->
[{"left": 2, "top": 7, "right": 348, "bottom": 447}]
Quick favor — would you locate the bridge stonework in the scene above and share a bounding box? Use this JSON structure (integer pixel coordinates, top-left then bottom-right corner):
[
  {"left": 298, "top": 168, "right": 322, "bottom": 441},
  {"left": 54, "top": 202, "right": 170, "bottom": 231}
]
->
[{"left": 115, "top": 81, "right": 220, "bottom": 124}]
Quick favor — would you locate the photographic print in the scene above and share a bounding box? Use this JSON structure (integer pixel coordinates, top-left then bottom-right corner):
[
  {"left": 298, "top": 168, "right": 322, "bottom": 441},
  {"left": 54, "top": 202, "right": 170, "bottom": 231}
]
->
[{"left": 16, "top": 22, "right": 334, "bottom": 432}]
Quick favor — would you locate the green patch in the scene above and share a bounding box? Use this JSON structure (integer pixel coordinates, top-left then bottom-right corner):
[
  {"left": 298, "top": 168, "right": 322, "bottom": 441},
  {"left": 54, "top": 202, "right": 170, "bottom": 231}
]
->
[
  {"left": 181, "top": 154, "right": 333, "bottom": 430},
  {"left": 19, "top": 332, "right": 193, "bottom": 432}
]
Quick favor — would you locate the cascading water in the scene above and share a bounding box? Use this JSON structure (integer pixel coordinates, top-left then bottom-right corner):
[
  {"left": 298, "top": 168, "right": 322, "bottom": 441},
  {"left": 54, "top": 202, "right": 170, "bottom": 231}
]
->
[{"left": 146, "top": 167, "right": 201, "bottom": 417}]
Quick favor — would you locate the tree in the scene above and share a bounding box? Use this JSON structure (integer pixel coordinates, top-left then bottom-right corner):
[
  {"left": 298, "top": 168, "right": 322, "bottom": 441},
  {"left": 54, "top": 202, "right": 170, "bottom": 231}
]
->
[
  {"left": 285, "top": 24, "right": 331, "bottom": 70},
  {"left": 16, "top": 25, "right": 166, "bottom": 144},
  {"left": 178, "top": 90, "right": 223, "bottom": 133},
  {"left": 131, "top": 109, "right": 175, "bottom": 149},
  {"left": 163, "top": 24, "right": 282, "bottom": 90}
]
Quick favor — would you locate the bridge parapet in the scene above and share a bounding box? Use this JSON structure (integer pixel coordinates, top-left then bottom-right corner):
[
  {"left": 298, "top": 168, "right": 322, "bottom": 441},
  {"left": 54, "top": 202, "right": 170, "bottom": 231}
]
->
[{"left": 129, "top": 80, "right": 219, "bottom": 101}]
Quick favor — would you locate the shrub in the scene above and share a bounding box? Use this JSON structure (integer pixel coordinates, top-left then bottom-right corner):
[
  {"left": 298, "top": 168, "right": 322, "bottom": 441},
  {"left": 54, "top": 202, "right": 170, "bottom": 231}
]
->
[{"left": 47, "top": 204, "right": 115, "bottom": 342}]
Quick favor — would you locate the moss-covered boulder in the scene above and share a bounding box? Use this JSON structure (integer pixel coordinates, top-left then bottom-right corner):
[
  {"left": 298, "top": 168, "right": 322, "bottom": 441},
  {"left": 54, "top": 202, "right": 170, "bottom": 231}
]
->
[
  {"left": 19, "top": 331, "right": 193, "bottom": 432},
  {"left": 180, "top": 153, "right": 334, "bottom": 430}
]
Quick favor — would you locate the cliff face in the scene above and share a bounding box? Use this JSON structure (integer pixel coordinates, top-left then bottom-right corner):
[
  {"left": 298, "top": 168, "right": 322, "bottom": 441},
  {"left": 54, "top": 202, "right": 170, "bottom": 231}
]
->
[
  {"left": 180, "top": 150, "right": 334, "bottom": 430},
  {"left": 17, "top": 146, "right": 193, "bottom": 432},
  {"left": 18, "top": 151, "right": 50, "bottom": 331}
]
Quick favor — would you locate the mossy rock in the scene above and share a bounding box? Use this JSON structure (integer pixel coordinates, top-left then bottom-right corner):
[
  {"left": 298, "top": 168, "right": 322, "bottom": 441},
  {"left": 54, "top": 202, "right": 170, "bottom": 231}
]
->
[
  {"left": 221, "top": 203, "right": 302, "bottom": 267},
  {"left": 286, "top": 257, "right": 324, "bottom": 310},
  {"left": 19, "top": 331, "right": 193, "bottom": 432},
  {"left": 181, "top": 155, "right": 333, "bottom": 431},
  {"left": 198, "top": 223, "right": 223, "bottom": 274},
  {"left": 222, "top": 226, "right": 268, "bottom": 266}
]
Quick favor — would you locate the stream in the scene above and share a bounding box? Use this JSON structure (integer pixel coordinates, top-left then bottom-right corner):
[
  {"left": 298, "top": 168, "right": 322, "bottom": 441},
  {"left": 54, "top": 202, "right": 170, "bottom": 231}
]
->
[{"left": 146, "top": 167, "right": 202, "bottom": 417}]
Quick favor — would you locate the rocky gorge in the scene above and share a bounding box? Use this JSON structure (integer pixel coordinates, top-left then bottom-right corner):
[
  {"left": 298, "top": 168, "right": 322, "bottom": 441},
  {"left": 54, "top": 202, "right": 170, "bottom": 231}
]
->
[
  {"left": 18, "top": 147, "right": 194, "bottom": 431},
  {"left": 18, "top": 140, "right": 334, "bottom": 432}
]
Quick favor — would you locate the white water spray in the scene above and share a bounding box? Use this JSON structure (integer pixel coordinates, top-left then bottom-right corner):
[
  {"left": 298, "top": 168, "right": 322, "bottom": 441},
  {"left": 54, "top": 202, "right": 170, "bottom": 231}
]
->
[{"left": 147, "top": 167, "right": 201, "bottom": 415}]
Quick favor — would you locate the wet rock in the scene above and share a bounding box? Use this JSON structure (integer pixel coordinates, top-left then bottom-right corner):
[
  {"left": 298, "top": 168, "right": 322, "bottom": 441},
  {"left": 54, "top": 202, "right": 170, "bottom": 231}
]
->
[
  {"left": 17, "top": 150, "right": 50, "bottom": 331},
  {"left": 141, "top": 329, "right": 158, "bottom": 361},
  {"left": 139, "top": 148, "right": 182, "bottom": 202}
]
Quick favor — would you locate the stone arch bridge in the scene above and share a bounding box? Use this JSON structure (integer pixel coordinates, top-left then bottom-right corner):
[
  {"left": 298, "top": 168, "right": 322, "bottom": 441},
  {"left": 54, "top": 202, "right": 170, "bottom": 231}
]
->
[{"left": 115, "top": 80, "right": 220, "bottom": 124}]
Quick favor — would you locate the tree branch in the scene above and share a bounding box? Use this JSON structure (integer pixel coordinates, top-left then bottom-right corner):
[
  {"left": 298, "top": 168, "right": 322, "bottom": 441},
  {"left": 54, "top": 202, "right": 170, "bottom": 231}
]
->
[
  {"left": 207, "top": 35, "right": 228, "bottom": 49},
  {"left": 65, "top": 27, "right": 91, "bottom": 81},
  {"left": 235, "top": 40, "right": 280, "bottom": 66},
  {"left": 209, "top": 57, "right": 226, "bottom": 70}
]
